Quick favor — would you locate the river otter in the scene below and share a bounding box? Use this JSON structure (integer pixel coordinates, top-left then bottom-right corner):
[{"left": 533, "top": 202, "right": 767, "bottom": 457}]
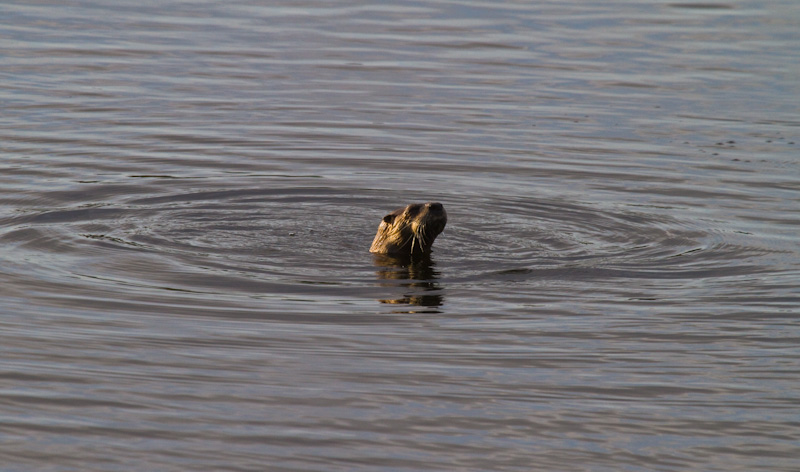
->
[{"left": 370, "top": 202, "right": 447, "bottom": 256}]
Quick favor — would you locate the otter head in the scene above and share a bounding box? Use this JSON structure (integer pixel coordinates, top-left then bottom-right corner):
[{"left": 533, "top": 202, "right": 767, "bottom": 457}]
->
[{"left": 370, "top": 202, "right": 447, "bottom": 256}]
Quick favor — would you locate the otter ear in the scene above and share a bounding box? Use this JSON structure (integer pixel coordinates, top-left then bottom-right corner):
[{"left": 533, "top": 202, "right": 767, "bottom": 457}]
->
[{"left": 382, "top": 214, "right": 395, "bottom": 225}]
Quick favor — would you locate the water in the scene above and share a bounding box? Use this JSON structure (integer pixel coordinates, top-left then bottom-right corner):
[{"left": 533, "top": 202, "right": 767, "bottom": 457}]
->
[{"left": 2, "top": 1, "right": 799, "bottom": 471}]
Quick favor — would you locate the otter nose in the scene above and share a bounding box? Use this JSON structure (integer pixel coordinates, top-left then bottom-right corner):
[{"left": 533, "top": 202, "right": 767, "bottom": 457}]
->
[{"left": 427, "top": 202, "right": 444, "bottom": 213}]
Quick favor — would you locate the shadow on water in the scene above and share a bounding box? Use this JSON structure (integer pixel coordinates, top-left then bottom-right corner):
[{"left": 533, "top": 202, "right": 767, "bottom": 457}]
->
[{"left": 372, "top": 253, "right": 444, "bottom": 312}]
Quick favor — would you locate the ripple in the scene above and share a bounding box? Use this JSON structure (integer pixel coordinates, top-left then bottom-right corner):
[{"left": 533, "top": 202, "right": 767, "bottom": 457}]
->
[
  {"left": 437, "top": 194, "right": 773, "bottom": 287},
  {"left": 0, "top": 182, "right": 393, "bottom": 311},
  {"left": 1, "top": 182, "right": 779, "bottom": 310}
]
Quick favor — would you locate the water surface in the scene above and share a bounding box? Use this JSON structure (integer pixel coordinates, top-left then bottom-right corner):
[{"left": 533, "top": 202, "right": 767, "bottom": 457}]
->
[{"left": 1, "top": 1, "right": 799, "bottom": 471}]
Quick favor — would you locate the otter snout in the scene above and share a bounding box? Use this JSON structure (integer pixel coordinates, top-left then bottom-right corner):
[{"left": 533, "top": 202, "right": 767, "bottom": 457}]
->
[{"left": 427, "top": 202, "right": 444, "bottom": 213}]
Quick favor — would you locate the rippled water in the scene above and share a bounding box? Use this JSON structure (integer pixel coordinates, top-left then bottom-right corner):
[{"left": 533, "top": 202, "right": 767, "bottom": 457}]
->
[{"left": 2, "top": 1, "right": 799, "bottom": 471}]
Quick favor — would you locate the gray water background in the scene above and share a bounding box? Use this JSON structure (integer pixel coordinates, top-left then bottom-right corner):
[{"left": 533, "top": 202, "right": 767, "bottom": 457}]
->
[{"left": 1, "top": 1, "right": 799, "bottom": 471}]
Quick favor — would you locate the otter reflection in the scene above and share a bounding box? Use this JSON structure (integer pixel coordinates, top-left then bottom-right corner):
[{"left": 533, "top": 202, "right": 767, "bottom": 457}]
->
[{"left": 373, "top": 253, "right": 444, "bottom": 309}]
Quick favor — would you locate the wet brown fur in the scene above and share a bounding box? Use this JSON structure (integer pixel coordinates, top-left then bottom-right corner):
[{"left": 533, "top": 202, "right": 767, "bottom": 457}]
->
[{"left": 370, "top": 202, "right": 447, "bottom": 255}]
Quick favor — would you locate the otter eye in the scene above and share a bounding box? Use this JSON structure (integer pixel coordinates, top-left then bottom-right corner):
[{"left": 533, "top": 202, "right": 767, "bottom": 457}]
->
[
  {"left": 383, "top": 214, "right": 395, "bottom": 224},
  {"left": 406, "top": 204, "right": 422, "bottom": 216}
]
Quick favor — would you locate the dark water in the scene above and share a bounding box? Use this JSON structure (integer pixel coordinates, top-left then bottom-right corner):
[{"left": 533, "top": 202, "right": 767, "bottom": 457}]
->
[{"left": 2, "top": 1, "right": 799, "bottom": 471}]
